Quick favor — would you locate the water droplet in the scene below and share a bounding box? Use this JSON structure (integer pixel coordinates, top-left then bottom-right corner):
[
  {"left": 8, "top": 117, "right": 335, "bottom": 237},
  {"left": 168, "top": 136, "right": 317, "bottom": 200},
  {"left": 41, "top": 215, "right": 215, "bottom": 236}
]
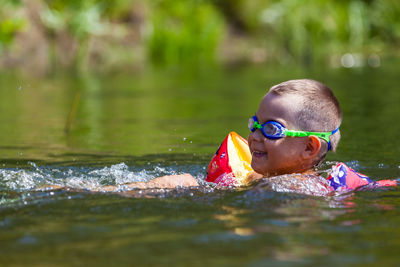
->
[
  {"left": 341, "top": 53, "right": 355, "bottom": 68},
  {"left": 183, "top": 137, "right": 187, "bottom": 141}
]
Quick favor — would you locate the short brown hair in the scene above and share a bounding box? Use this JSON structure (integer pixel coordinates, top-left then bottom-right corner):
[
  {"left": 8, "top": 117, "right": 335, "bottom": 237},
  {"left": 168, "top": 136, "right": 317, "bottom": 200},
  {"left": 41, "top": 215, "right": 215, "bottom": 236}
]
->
[{"left": 269, "top": 79, "right": 342, "bottom": 162}]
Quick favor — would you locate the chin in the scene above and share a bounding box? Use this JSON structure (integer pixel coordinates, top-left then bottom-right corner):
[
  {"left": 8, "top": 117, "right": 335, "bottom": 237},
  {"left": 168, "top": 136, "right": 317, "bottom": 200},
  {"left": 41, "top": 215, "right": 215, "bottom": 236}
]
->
[{"left": 251, "top": 162, "right": 268, "bottom": 177}]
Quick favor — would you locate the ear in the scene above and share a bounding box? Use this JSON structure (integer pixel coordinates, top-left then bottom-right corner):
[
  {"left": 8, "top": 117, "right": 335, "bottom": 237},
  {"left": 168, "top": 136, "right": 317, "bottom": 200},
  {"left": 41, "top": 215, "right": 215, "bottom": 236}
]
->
[{"left": 301, "top": 135, "right": 321, "bottom": 159}]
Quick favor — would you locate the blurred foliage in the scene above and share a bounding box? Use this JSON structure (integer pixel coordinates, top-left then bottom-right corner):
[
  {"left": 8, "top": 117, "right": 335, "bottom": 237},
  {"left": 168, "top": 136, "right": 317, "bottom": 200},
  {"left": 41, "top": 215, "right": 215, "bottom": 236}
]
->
[
  {"left": 41, "top": 1, "right": 107, "bottom": 39},
  {"left": 39, "top": 0, "right": 109, "bottom": 71},
  {"left": 371, "top": 0, "right": 400, "bottom": 44},
  {"left": 0, "top": 0, "right": 400, "bottom": 71},
  {"left": 258, "top": 0, "right": 400, "bottom": 64},
  {"left": 147, "top": 0, "right": 225, "bottom": 65},
  {"left": 0, "top": 0, "right": 26, "bottom": 52}
]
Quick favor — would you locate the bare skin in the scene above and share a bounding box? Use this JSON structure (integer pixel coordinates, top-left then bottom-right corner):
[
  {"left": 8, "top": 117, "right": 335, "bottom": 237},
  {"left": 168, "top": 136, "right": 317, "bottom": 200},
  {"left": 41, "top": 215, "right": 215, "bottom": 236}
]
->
[
  {"left": 41, "top": 174, "right": 199, "bottom": 192},
  {"left": 247, "top": 92, "right": 323, "bottom": 177},
  {"left": 97, "top": 174, "right": 199, "bottom": 192}
]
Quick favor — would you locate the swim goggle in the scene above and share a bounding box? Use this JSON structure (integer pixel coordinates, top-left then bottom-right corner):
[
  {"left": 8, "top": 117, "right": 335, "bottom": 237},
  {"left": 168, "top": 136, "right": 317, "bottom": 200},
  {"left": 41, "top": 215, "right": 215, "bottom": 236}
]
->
[{"left": 248, "top": 115, "right": 339, "bottom": 150}]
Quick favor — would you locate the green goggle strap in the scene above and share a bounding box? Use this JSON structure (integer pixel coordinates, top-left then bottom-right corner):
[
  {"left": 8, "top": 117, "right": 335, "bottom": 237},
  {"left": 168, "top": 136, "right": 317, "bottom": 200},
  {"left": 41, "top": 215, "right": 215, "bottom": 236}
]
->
[
  {"left": 285, "top": 130, "right": 331, "bottom": 143},
  {"left": 253, "top": 121, "right": 263, "bottom": 129},
  {"left": 252, "top": 120, "right": 333, "bottom": 143}
]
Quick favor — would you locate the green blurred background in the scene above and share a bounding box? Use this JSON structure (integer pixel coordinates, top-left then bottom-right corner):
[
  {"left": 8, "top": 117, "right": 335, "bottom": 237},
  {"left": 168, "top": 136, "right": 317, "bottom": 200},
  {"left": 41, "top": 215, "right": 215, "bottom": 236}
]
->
[
  {"left": 1, "top": 0, "right": 399, "bottom": 74},
  {"left": 1, "top": 0, "right": 400, "bottom": 167},
  {"left": 2, "top": 3, "right": 400, "bottom": 265}
]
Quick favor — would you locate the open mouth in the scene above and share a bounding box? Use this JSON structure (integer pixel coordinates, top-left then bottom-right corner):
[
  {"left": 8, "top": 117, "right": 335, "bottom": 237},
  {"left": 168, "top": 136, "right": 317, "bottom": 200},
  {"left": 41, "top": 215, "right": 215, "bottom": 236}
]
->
[{"left": 252, "top": 150, "right": 267, "bottom": 158}]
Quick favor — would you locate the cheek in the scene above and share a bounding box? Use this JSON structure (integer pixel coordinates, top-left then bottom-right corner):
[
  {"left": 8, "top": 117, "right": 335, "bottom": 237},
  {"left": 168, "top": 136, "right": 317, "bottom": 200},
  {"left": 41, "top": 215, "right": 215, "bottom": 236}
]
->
[
  {"left": 262, "top": 138, "right": 299, "bottom": 164},
  {"left": 262, "top": 138, "right": 283, "bottom": 151},
  {"left": 284, "top": 138, "right": 305, "bottom": 153},
  {"left": 247, "top": 132, "right": 264, "bottom": 150},
  {"left": 247, "top": 134, "right": 252, "bottom": 146},
  {"left": 275, "top": 139, "right": 304, "bottom": 162}
]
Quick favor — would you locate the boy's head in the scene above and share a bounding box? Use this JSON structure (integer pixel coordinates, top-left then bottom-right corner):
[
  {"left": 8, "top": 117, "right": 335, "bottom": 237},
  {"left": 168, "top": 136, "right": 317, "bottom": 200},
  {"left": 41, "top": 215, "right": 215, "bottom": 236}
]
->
[{"left": 248, "top": 79, "right": 342, "bottom": 177}]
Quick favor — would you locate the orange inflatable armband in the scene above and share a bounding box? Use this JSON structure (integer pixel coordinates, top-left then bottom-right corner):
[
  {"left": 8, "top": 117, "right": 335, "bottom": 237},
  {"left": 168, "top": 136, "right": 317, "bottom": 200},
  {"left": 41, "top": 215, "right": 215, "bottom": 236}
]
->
[{"left": 205, "top": 132, "right": 253, "bottom": 186}]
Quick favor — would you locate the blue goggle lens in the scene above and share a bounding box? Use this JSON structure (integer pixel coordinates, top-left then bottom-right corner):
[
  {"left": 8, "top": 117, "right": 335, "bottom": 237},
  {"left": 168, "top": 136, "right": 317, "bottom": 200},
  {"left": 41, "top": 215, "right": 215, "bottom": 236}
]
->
[
  {"left": 248, "top": 117, "right": 256, "bottom": 132},
  {"left": 248, "top": 116, "right": 286, "bottom": 139},
  {"left": 263, "top": 121, "right": 285, "bottom": 137}
]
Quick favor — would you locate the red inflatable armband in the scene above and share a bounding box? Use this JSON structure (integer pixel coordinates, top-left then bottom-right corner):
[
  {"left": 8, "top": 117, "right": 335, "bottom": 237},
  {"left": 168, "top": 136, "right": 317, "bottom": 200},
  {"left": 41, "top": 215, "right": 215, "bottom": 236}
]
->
[{"left": 205, "top": 132, "right": 253, "bottom": 186}]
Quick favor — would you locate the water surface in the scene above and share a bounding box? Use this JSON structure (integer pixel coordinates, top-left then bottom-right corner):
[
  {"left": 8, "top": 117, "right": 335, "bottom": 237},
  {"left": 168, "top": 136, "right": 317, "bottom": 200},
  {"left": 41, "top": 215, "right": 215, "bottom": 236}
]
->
[{"left": 1, "top": 63, "right": 400, "bottom": 265}]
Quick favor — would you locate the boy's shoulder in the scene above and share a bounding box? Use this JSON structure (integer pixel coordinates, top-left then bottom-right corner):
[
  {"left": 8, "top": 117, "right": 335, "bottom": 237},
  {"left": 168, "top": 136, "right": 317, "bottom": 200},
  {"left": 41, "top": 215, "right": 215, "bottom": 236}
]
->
[{"left": 250, "top": 173, "right": 333, "bottom": 196}]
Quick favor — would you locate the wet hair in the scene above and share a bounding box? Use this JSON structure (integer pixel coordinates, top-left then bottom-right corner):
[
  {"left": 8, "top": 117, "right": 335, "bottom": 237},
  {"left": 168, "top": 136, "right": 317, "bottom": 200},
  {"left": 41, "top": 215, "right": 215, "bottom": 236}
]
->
[{"left": 268, "top": 79, "right": 342, "bottom": 164}]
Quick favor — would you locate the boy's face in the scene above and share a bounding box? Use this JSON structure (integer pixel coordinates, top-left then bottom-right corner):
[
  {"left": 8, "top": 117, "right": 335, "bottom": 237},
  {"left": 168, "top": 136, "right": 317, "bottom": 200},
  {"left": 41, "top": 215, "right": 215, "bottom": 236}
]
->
[{"left": 248, "top": 92, "right": 309, "bottom": 176}]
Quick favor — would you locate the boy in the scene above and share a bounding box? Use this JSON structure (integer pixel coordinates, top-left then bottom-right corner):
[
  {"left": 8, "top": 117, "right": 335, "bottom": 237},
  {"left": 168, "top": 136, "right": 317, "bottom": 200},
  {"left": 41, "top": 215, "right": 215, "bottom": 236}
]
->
[
  {"left": 246, "top": 79, "right": 341, "bottom": 180},
  {"left": 98, "top": 79, "right": 396, "bottom": 193},
  {"left": 243, "top": 79, "right": 395, "bottom": 194}
]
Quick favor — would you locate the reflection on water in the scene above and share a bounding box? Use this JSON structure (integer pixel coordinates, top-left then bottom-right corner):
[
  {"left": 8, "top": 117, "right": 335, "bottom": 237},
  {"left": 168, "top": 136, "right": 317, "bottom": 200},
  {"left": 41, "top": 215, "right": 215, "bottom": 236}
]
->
[
  {"left": 1, "top": 161, "right": 399, "bottom": 265},
  {"left": 1, "top": 64, "right": 400, "bottom": 265},
  {"left": 3, "top": 172, "right": 397, "bottom": 265}
]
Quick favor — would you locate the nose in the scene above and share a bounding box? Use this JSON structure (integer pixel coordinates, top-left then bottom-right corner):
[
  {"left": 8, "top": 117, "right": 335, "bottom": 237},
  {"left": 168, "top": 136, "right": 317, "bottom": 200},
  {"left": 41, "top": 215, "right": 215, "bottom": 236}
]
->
[{"left": 248, "top": 129, "right": 265, "bottom": 143}]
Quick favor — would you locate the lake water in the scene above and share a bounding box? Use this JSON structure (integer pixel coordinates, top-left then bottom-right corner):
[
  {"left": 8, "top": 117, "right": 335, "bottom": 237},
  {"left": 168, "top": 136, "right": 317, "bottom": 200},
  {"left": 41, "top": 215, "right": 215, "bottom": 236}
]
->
[{"left": 1, "top": 62, "right": 400, "bottom": 265}]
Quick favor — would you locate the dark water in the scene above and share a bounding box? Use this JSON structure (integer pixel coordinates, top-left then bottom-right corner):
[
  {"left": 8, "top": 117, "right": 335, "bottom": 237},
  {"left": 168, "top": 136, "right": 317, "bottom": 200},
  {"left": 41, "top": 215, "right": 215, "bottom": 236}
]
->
[{"left": 1, "top": 62, "right": 400, "bottom": 265}]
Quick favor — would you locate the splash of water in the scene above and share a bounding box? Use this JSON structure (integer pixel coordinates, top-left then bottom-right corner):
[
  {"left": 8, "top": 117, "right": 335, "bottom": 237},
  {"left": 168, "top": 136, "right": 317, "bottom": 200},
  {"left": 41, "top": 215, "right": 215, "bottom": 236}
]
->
[
  {"left": 249, "top": 173, "right": 333, "bottom": 197},
  {"left": 0, "top": 162, "right": 205, "bottom": 192}
]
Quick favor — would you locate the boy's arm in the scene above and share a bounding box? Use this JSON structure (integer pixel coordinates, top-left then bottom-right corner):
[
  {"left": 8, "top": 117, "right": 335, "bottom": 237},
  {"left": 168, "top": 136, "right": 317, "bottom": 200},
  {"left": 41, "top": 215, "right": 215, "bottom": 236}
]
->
[
  {"left": 39, "top": 174, "right": 198, "bottom": 192},
  {"left": 99, "top": 173, "right": 198, "bottom": 192}
]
